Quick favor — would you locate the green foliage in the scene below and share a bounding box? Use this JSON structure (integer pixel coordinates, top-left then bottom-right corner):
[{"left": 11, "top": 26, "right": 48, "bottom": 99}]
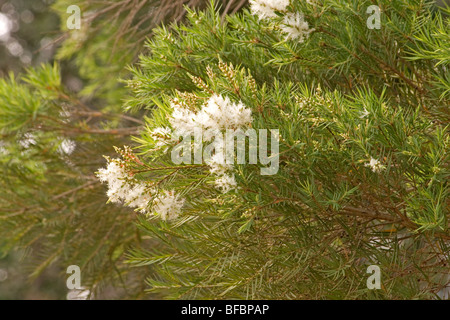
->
[
  {"left": 0, "top": 0, "right": 248, "bottom": 300},
  {"left": 407, "top": 5, "right": 450, "bottom": 98},
  {"left": 0, "top": 63, "right": 148, "bottom": 298},
  {"left": 0, "top": 0, "right": 448, "bottom": 300},
  {"left": 121, "top": 0, "right": 449, "bottom": 299},
  {"left": 51, "top": 0, "right": 248, "bottom": 107}
]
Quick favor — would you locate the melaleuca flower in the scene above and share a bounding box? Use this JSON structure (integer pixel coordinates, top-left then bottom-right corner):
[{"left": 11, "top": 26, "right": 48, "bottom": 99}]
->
[
  {"left": 365, "top": 157, "right": 386, "bottom": 173},
  {"left": 97, "top": 160, "right": 128, "bottom": 202},
  {"left": 151, "top": 126, "right": 176, "bottom": 148},
  {"left": 58, "top": 139, "right": 76, "bottom": 155},
  {"left": 170, "top": 102, "right": 198, "bottom": 137},
  {"left": 206, "top": 145, "right": 233, "bottom": 176},
  {"left": 124, "top": 183, "right": 151, "bottom": 212},
  {"left": 166, "top": 94, "right": 252, "bottom": 193},
  {"left": 97, "top": 159, "right": 151, "bottom": 213},
  {"left": 202, "top": 138, "right": 238, "bottom": 192},
  {"left": 200, "top": 94, "right": 252, "bottom": 131},
  {"left": 250, "top": 0, "right": 290, "bottom": 19},
  {"left": 215, "top": 174, "right": 237, "bottom": 193},
  {"left": 19, "top": 132, "right": 36, "bottom": 149},
  {"left": 281, "top": 12, "right": 314, "bottom": 42},
  {"left": 169, "top": 94, "right": 252, "bottom": 141},
  {"left": 152, "top": 190, "right": 185, "bottom": 221}
]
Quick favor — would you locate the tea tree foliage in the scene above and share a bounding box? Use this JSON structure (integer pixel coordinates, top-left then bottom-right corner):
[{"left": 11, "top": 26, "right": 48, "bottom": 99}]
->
[
  {"left": 52, "top": 0, "right": 248, "bottom": 105},
  {"left": 123, "top": 0, "right": 449, "bottom": 299},
  {"left": 0, "top": 0, "right": 449, "bottom": 299},
  {"left": 0, "top": 0, "right": 247, "bottom": 299},
  {"left": 0, "top": 62, "right": 147, "bottom": 297}
]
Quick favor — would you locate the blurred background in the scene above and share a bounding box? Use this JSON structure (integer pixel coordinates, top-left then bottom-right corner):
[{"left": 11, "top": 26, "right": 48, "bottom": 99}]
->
[
  {"left": 0, "top": 0, "right": 59, "bottom": 76},
  {"left": 0, "top": 0, "right": 64, "bottom": 299}
]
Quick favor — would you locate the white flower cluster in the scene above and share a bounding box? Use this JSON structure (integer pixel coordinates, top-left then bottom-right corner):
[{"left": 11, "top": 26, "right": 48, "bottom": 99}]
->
[
  {"left": 281, "top": 12, "right": 314, "bottom": 42},
  {"left": 250, "top": 0, "right": 290, "bottom": 19},
  {"left": 151, "top": 126, "right": 175, "bottom": 149},
  {"left": 250, "top": 0, "right": 314, "bottom": 42},
  {"left": 97, "top": 159, "right": 185, "bottom": 220},
  {"left": 97, "top": 160, "right": 151, "bottom": 213},
  {"left": 170, "top": 94, "right": 252, "bottom": 141},
  {"left": 214, "top": 174, "right": 237, "bottom": 193},
  {"left": 58, "top": 139, "right": 77, "bottom": 155},
  {"left": 206, "top": 138, "right": 233, "bottom": 177},
  {"left": 163, "top": 94, "right": 252, "bottom": 193},
  {"left": 152, "top": 190, "right": 185, "bottom": 221},
  {"left": 365, "top": 157, "right": 386, "bottom": 173}
]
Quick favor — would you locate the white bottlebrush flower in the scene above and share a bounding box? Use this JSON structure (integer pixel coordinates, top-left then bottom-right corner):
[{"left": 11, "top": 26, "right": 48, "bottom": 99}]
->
[
  {"left": 97, "top": 160, "right": 130, "bottom": 204},
  {"left": 250, "top": 0, "right": 290, "bottom": 19},
  {"left": 215, "top": 174, "right": 237, "bottom": 193},
  {"left": 19, "top": 132, "right": 36, "bottom": 149},
  {"left": 152, "top": 190, "right": 185, "bottom": 221},
  {"left": 281, "top": 12, "right": 314, "bottom": 42},
  {"left": 365, "top": 157, "right": 386, "bottom": 173},
  {"left": 203, "top": 137, "right": 233, "bottom": 175},
  {"left": 196, "top": 94, "right": 252, "bottom": 133},
  {"left": 125, "top": 183, "right": 152, "bottom": 213},
  {"left": 151, "top": 126, "right": 175, "bottom": 148},
  {"left": 168, "top": 93, "right": 251, "bottom": 191},
  {"left": 58, "top": 139, "right": 76, "bottom": 155},
  {"left": 97, "top": 159, "right": 151, "bottom": 213},
  {"left": 170, "top": 103, "right": 198, "bottom": 137},
  {"left": 169, "top": 94, "right": 252, "bottom": 140},
  {"left": 97, "top": 160, "right": 127, "bottom": 186},
  {"left": 207, "top": 153, "right": 233, "bottom": 176}
]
